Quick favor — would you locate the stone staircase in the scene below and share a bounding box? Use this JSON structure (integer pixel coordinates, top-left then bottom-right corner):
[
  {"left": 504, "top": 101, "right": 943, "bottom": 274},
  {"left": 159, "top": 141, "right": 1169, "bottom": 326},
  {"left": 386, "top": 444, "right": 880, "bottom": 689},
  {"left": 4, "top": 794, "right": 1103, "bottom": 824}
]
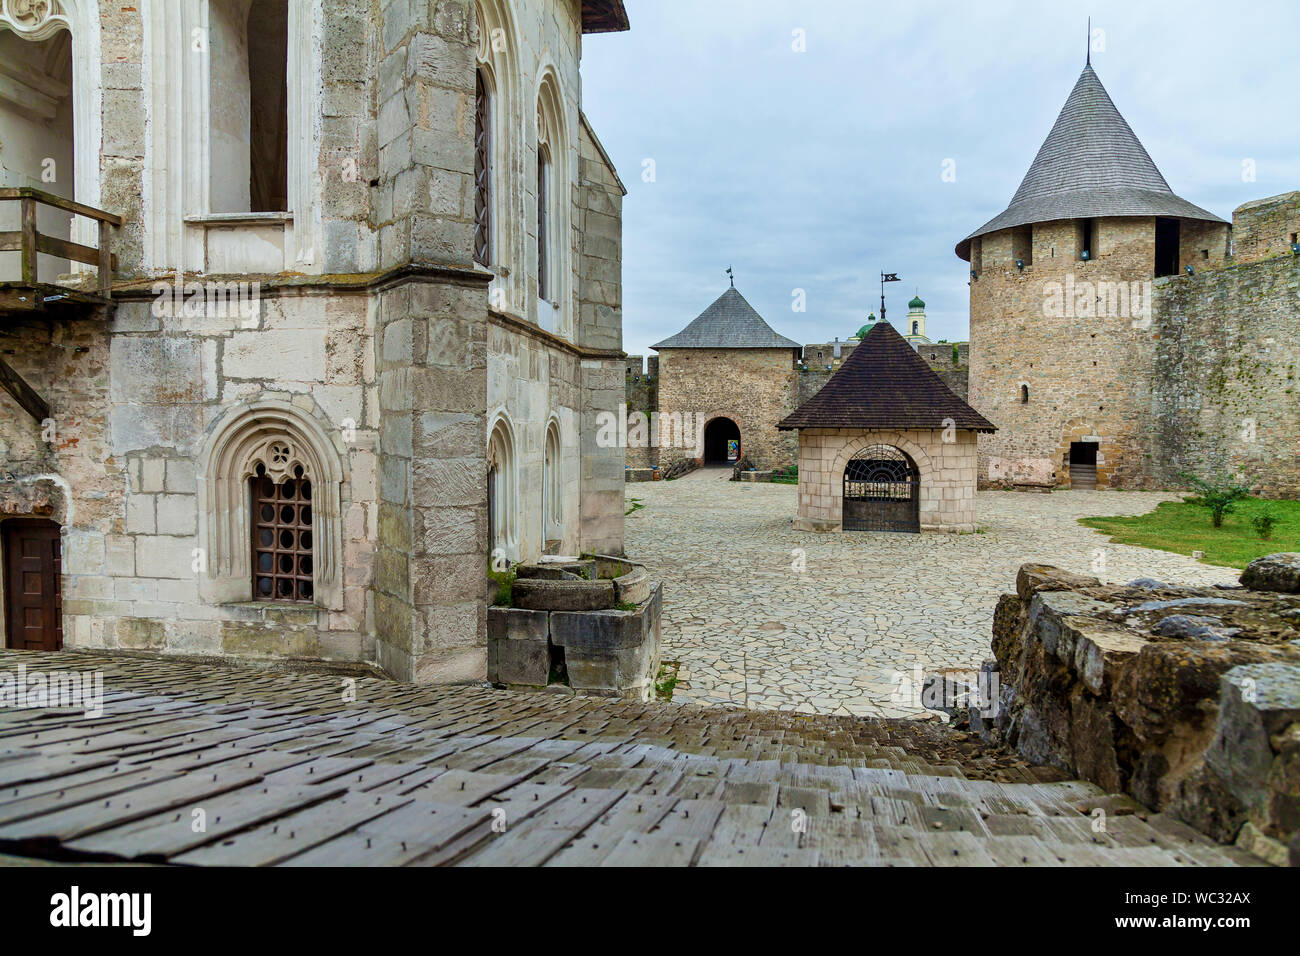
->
[{"left": 0, "top": 650, "right": 1264, "bottom": 866}]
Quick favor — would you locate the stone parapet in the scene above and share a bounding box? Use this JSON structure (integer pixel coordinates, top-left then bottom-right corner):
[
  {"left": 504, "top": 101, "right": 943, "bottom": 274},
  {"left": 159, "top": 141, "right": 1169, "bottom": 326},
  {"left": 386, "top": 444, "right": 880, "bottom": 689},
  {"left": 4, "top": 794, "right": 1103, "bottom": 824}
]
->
[{"left": 984, "top": 562, "right": 1300, "bottom": 860}]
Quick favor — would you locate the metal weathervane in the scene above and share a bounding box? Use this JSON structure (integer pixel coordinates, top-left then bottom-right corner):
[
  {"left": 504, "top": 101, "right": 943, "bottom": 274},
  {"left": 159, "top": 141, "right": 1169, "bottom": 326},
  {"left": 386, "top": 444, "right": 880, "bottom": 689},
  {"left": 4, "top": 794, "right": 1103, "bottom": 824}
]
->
[{"left": 880, "top": 271, "right": 899, "bottom": 323}]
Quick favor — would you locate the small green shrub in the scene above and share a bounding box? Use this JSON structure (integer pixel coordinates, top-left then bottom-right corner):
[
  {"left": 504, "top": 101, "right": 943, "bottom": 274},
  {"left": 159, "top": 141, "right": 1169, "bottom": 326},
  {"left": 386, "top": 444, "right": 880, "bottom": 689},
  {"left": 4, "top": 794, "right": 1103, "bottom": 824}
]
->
[
  {"left": 1251, "top": 505, "right": 1278, "bottom": 540},
  {"left": 1181, "top": 473, "right": 1251, "bottom": 528}
]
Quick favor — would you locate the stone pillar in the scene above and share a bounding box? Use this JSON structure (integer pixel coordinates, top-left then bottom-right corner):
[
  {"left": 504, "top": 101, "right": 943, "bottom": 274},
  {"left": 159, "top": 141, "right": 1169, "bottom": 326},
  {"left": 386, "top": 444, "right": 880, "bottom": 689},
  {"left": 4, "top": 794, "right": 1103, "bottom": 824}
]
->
[
  {"left": 579, "top": 357, "right": 626, "bottom": 556},
  {"left": 370, "top": 1, "right": 490, "bottom": 682},
  {"left": 375, "top": 274, "right": 489, "bottom": 682}
]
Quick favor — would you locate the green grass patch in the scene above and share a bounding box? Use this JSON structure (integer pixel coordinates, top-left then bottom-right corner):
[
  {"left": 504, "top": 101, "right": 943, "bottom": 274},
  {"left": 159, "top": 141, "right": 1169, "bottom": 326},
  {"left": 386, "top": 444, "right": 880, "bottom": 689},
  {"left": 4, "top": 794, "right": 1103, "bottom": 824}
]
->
[
  {"left": 487, "top": 564, "right": 516, "bottom": 606},
  {"left": 1079, "top": 496, "right": 1300, "bottom": 569},
  {"left": 654, "top": 661, "right": 680, "bottom": 701},
  {"left": 625, "top": 497, "right": 645, "bottom": 516}
]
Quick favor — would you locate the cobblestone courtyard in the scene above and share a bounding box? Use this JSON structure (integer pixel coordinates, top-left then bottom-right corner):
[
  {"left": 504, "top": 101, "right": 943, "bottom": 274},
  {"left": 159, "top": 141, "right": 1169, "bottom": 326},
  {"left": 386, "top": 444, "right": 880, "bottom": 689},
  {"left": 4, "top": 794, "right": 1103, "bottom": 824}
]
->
[{"left": 625, "top": 469, "right": 1238, "bottom": 717}]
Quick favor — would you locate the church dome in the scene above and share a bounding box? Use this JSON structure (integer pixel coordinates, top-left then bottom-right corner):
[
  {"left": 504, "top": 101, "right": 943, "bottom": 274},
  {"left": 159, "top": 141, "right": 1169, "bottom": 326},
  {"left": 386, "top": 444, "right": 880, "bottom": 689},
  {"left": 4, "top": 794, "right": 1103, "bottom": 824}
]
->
[
  {"left": 908, "top": 294, "right": 925, "bottom": 309},
  {"left": 855, "top": 314, "right": 877, "bottom": 340}
]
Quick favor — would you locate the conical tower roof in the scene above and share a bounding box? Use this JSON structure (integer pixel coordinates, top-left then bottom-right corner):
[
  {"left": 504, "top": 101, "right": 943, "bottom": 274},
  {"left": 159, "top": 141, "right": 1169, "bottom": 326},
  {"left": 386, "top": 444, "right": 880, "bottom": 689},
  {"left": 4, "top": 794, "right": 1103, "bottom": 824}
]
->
[
  {"left": 955, "top": 64, "right": 1224, "bottom": 260},
  {"left": 778, "top": 319, "right": 995, "bottom": 432},
  {"left": 651, "top": 286, "right": 800, "bottom": 350}
]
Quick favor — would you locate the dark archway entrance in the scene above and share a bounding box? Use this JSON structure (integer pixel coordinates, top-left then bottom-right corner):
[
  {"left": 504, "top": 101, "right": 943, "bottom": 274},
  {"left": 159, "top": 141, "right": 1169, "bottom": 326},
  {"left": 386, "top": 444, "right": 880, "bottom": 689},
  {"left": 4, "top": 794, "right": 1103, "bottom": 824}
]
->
[
  {"left": 1069, "top": 441, "right": 1097, "bottom": 489},
  {"left": 3, "top": 519, "right": 63, "bottom": 651},
  {"left": 842, "top": 445, "right": 920, "bottom": 533},
  {"left": 703, "top": 417, "right": 740, "bottom": 464}
]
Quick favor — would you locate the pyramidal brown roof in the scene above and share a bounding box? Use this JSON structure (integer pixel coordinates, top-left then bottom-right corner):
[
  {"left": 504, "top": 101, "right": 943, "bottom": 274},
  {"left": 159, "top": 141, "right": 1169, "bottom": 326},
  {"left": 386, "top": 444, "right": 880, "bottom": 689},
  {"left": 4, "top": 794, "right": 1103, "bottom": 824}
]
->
[{"left": 778, "top": 319, "right": 996, "bottom": 432}]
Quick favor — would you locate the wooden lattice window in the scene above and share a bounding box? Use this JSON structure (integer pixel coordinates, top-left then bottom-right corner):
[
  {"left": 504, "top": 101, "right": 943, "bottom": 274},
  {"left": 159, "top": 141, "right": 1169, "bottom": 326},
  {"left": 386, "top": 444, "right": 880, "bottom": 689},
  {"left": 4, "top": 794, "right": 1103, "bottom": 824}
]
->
[
  {"left": 474, "top": 69, "right": 492, "bottom": 267},
  {"left": 251, "top": 455, "right": 314, "bottom": 603}
]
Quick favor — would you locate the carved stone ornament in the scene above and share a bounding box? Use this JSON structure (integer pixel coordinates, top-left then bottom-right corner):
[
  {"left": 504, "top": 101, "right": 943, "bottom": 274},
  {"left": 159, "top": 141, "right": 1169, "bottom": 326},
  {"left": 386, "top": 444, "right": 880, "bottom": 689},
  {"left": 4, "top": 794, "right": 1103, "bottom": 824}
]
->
[{"left": 0, "top": 0, "right": 70, "bottom": 40}]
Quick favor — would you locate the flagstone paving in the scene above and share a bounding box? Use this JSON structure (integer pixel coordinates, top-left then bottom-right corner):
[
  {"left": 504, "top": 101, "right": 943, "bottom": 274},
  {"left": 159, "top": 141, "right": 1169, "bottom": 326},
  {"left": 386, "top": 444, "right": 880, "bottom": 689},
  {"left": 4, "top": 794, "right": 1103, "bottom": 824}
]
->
[
  {"left": 0, "top": 650, "right": 1257, "bottom": 866},
  {"left": 625, "top": 470, "right": 1237, "bottom": 717}
]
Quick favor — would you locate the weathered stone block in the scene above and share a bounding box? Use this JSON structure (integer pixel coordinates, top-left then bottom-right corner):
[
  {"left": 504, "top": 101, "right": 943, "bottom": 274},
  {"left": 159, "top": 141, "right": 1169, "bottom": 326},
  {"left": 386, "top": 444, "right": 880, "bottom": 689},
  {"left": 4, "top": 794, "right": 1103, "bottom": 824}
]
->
[
  {"left": 1241, "top": 553, "right": 1300, "bottom": 593},
  {"left": 486, "top": 606, "right": 549, "bottom": 687},
  {"left": 513, "top": 577, "right": 614, "bottom": 612},
  {"left": 1205, "top": 663, "right": 1300, "bottom": 827},
  {"left": 1017, "top": 563, "right": 1101, "bottom": 601}
]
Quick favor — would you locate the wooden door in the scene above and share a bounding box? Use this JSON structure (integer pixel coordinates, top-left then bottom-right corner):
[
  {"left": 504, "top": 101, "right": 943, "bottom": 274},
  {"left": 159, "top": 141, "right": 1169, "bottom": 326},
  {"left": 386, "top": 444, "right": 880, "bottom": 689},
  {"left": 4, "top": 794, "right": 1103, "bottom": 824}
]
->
[{"left": 3, "top": 519, "right": 62, "bottom": 651}]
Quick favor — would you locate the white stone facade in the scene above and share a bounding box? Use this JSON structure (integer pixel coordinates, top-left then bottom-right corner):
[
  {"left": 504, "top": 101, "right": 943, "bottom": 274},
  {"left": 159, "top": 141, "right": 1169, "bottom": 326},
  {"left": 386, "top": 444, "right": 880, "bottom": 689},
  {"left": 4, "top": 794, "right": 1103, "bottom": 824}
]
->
[
  {"left": 0, "top": 1, "right": 628, "bottom": 682},
  {"left": 793, "top": 428, "right": 979, "bottom": 533}
]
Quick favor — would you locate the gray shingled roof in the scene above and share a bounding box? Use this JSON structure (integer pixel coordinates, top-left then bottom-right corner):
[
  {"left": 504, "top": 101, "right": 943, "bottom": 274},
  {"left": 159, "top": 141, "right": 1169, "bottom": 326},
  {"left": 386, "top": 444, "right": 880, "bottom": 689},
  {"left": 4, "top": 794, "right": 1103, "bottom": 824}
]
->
[
  {"left": 955, "top": 65, "right": 1225, "bottom": 261},
  {"left": 651, "top": 287, "right": 801, "bottom": 350}
]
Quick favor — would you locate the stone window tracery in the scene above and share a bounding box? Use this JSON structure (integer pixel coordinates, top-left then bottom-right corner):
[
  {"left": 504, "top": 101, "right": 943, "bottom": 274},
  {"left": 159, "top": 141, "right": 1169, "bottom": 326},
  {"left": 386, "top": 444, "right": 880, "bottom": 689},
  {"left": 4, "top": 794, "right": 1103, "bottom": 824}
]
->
[
  {"left": 474, "top": 68, "right": 492, "bottom": 266},
  {"left": 197, "top": 401, "right": 344, "bottom": 608}
]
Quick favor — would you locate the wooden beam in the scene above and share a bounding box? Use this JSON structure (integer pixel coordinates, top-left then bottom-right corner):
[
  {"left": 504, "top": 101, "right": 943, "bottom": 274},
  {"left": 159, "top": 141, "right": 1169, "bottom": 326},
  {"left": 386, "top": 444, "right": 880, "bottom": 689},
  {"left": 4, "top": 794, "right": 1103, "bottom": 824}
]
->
[
  {"left": 34, "top": 232, "right": 117, "bottom": 271},
  {"left": 0, "top": 356, "right": 50, "bottom": 423},
  {"left": 20, "top": 197, "right": 36, "bottom": 286},
  {"left": 0, "top": 187, "right": 124, "bottom": 227}
]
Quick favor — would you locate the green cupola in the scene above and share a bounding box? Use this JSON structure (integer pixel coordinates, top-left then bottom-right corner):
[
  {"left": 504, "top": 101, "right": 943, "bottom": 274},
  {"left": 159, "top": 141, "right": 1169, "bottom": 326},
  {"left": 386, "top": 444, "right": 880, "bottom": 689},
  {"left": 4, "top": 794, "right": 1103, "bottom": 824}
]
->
[
  {"left": 908, "top": 294, "right": 925, "bottom": 310},
  {"left": 855, "top": 314, "right": 877, "bottom": 340}
]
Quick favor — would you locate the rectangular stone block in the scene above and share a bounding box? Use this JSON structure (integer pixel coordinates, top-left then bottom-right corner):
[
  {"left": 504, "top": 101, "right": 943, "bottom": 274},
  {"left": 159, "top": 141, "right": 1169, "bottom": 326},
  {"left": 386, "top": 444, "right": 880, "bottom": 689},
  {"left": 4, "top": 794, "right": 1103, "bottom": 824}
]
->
[{"left": 486, "top": 606, "right": 550, "bottom": 687}]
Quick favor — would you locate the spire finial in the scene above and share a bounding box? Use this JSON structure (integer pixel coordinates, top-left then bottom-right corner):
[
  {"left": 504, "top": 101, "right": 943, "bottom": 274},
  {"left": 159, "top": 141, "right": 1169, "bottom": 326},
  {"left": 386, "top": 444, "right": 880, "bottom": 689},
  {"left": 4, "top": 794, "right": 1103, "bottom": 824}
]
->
[
  {"left": 726, "top": 265, "right": 734, "bottom": 288},
  {"left": 1086, "top": 17, "right": 1091, "bottom": 66}
]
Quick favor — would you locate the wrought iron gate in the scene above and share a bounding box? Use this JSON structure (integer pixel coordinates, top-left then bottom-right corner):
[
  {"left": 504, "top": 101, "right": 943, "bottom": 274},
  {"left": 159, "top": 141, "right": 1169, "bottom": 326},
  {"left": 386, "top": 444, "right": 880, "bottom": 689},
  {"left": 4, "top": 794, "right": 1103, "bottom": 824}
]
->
[{"left": 841, "top": 445, "right": 920, "bottom": 533}]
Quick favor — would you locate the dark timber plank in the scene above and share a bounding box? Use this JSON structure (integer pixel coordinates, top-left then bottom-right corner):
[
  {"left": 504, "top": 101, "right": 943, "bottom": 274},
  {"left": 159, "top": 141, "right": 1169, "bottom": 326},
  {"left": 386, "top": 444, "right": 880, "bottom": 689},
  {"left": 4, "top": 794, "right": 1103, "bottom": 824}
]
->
[{"left": 172, "top": 792, "right": 412, "bottom": 867}]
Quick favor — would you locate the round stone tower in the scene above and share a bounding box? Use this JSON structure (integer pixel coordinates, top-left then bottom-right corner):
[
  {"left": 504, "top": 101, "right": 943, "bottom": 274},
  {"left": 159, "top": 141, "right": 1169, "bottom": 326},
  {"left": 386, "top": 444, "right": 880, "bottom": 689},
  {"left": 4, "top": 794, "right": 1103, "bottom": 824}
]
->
[{"left": 956, "top": 62, "right": 1229, "bottom": 490}]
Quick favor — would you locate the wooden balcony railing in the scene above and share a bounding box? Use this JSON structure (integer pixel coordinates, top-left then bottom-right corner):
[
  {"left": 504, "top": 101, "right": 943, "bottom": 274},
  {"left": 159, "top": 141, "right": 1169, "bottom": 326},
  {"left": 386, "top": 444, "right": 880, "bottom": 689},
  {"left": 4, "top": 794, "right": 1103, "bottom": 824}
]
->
[{"left": 0, "top": 187, "right": 122, "bottom": 309}]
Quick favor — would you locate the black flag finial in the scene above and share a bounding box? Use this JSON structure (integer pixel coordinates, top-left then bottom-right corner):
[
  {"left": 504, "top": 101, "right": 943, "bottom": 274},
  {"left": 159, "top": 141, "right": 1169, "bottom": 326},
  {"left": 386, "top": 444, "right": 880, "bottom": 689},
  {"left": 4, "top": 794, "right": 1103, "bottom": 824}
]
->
[
  {"left": 726, "top": 265, "right": 734, "bottom": 288},
  {"left": 1086, "top": 17, "right": 1091, "bottom": 66}
]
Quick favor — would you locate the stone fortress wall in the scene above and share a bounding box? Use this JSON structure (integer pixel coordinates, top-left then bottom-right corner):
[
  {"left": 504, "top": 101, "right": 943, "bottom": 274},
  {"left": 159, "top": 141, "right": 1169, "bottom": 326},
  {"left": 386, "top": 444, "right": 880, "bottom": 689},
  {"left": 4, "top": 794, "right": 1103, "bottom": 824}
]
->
[
  {"left": 969, "top": 192, "right": 1300, "bottom": 493},
  {"left": 626, "top": 338, "right": 969, "bottom": 473},
  {"left": 654, "top": 347, "right": 798, "bottom": 471},
  {"left": 1146, "top": 198, "right": 1300, "bottom": 497}
]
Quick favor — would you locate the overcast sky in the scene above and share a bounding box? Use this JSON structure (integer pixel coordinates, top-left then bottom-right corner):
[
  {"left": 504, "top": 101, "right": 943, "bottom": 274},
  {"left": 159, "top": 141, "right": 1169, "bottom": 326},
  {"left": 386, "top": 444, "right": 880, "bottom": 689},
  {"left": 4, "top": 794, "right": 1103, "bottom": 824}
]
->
[{"left": 579, "top": 0, "right": 1300, "bottom": 359}]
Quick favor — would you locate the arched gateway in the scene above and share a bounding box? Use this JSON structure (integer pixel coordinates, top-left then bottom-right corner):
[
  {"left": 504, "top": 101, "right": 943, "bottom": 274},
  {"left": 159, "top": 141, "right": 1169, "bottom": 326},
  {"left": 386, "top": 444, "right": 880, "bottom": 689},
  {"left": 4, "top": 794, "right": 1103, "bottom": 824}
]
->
[
  {"left": 703, "top": 416, "right": 740, "bottom": 464},
  {"left": 842, "top": 445, "right": 920, "bottom": 533}
]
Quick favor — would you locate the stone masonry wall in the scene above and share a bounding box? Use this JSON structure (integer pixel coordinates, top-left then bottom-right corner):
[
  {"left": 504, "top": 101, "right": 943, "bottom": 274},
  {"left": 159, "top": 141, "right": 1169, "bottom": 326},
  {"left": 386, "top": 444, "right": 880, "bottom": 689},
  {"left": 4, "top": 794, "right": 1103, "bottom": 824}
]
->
[
  {"left": 656, "top": 347, "right": 798, "bottom": 471},
  {"left": 793, "top": 428, "right": 979, "bottom": 533},
  {"left": 968, "top": 197, "right": 1299, "bottom": 495},
  {"left": 0, "top": 0, "right": 624, "bottom": 688},
  {"left": 487, "top": 316, "right": 583, "bottom": 562},
  {"left": 1230, "top": 191, "right": 1300, "bottom": 265},
  {"left": 969, "top": 217, "right": 1207, "bottom": 490},
  {"left": 1147, "top": 254, "right": 1300, "bottom": 497},
  {"left": 623, "top": 361, "right": 657, "bottom": 470},
  {"left": 0, "top": 287, "right": 379, "bottom": 663},
  {"left": 574, "top": 119, "right": 626, "bottom": 553}
]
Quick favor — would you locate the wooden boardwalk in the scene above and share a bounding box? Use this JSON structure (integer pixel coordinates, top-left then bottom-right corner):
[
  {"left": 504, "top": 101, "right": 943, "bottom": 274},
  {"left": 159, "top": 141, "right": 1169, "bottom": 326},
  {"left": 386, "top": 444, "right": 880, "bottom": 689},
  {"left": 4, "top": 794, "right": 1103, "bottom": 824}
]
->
[{"left": 0, "top": 650, "right": 1262, "bottom": 867}]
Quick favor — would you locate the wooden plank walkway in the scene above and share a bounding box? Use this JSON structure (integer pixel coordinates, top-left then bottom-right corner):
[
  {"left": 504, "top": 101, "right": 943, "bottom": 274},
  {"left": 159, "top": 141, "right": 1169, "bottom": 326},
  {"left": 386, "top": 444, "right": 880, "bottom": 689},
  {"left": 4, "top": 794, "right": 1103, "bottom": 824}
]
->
[{"left": 0, "top": 649, "right": 1264, "bottom": 867}]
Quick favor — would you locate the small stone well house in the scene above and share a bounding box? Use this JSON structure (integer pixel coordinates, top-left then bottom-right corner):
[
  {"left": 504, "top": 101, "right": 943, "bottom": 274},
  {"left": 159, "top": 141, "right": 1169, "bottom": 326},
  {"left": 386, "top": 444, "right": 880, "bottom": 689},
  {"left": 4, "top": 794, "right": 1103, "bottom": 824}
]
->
[{"left": 778, "top": 319, "right": 996, "bottom": 533}]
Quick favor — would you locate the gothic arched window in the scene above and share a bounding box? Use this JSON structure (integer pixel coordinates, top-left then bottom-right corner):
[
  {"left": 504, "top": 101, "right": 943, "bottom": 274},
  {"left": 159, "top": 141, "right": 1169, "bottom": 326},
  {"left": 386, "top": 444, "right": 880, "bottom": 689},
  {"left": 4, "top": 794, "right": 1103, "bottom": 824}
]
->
[
  {"left": 487, "top": 416, "right": 517, "bottom": 558},
  {"left": 543, "top": 420, "right": 562, "bottom": 540},
  {"left": 197, "top": 401, "right": 345, "bottom": 608},
  {"left": 474, "top": 68, "right": 492, "bottom": 266}
]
